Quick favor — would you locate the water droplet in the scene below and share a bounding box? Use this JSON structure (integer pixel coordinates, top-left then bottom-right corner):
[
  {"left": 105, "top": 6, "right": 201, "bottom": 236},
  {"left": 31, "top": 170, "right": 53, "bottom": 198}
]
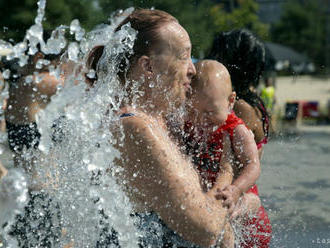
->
[
  {"left": 87, "top": 164, "right": 97, "bottom": 171},
  {"left": 68, "top": 42, "right": 80, "bottom": 62},
  {"left": 2, "top": 69, "right": 10, "bottom": 79},
  {"left": 86, "top": 69, "right": 95, "bottom": 79},
  {"left": 25, "top": 75, "right": 33, "bottom": 84}
]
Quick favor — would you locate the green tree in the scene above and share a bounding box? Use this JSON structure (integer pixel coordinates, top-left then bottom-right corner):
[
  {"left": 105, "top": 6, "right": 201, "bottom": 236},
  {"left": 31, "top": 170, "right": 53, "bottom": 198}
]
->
[
  {"left": 271, "top": 0, "right": 327, "bottom": 72},
  {"left": 209, "top": 0, "right": 269, "bottom": 40},
  {"left": 1, "top": 0, "right": 271, "bottom": 59},
  {"left": 0, "top": 0, "right": 102, "bottom": 42}
]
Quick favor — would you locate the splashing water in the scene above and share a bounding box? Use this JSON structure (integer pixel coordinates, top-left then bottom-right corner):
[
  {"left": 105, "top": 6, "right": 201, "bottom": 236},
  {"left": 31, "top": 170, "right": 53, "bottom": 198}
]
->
[
  {"left": 34, "top": 18, "right": 141, "bottom": 246},
  {"left": 0, "top": 169, "right": 28, "bottom": 247},
  {"left": 0, "top": 1, "right": 256, "bottom": 247},
  {"left": 0, "top": 1, "right": 144, "bottom": 246}
]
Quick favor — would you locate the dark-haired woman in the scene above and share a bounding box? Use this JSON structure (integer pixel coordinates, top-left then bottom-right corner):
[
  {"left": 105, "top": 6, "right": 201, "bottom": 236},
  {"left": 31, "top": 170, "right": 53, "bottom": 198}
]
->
[{"left": 208, "top": 29, "right": 272, "bottom": 248}]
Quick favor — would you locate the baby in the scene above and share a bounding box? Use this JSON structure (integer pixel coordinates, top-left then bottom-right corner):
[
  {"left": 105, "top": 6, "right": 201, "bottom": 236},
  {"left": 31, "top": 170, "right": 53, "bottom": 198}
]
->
[{"left": 184, "top": 60, "right": 261, "bottom": 216}]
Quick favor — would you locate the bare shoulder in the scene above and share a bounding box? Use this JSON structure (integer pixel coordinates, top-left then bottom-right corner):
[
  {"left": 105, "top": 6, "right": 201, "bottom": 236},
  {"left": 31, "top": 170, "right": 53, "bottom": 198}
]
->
[
  {"left": 234, "top": 100, "right": 259, "bottom": 133},
  {"left": 234, "top": 124, "right": 253, "bottom": 136},
  {"left": 119, "top": 112, "right": 164, "bottom": 155},
  {"left": 234, "top": 99, "right": 255, "bottom": 117},
  {"left": 233, "top": 124, "right": 255, "bottom": 143},
  {"left": 120, "top": 112, "right": 153, "bottom": 137}
]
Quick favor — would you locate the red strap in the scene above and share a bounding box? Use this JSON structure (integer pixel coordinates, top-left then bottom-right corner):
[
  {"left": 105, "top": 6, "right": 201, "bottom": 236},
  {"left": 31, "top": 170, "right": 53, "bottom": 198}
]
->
[
  {"left": 256, "top": 137, "right": 268, "bottom": 150},
  {"left": 246, "top": 184, "right": 259, "bottom": 195}
]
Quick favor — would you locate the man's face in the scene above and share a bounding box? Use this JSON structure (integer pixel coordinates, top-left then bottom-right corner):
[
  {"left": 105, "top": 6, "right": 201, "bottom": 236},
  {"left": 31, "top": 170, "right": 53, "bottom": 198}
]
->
[{"left": 149, "top": 22, "right": 196, "bottom": 108}]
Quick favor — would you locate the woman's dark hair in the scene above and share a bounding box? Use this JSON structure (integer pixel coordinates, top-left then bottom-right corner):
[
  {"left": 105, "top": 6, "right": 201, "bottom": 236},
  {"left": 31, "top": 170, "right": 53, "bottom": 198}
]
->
[{"left": 207, "top": 29, "right": 269, "bottom": 135}]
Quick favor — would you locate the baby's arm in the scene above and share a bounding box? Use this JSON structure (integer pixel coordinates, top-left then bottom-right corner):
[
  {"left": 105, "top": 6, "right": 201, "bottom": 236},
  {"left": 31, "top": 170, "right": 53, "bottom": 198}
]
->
[
  {"left": 232, "top": 124, "right": 261, "bottom": 194},
  {"left": 216, "top": 124, "right": 261, "bottom": 214}
]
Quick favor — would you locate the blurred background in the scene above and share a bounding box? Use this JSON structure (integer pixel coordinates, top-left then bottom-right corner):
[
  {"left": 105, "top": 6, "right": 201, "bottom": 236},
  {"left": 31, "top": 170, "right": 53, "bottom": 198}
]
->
[{"left": 0, "top": 0, "right": 329, "bottom": 247}]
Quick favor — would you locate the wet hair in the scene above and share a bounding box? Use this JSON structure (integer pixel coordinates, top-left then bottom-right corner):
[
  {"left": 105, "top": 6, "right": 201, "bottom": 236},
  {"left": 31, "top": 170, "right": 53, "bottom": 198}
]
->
[
  {"left": 114, "top": 8, "right": 178, "bottom": 63},
  {"left": 207, "top": 29, "right": 269, "bottom": 135},
  {"left": 86, "top": 8, "right": 178, "bottom": 84}
]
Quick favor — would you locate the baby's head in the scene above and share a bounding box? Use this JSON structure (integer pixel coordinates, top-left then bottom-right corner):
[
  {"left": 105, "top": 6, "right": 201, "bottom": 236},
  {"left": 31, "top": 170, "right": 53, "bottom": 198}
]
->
[{"left": 189, "top": 60, "right": 236, "bottom": 127}]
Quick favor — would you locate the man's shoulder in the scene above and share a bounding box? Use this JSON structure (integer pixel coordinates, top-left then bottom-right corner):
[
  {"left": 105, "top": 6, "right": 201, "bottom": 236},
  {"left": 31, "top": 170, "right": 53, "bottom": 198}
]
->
[
  {"left": 120, "top": 112, "right": 163, "bottom": 147},
  {"left": 120, "top": 112, "right": 150, "bottom": 133}
]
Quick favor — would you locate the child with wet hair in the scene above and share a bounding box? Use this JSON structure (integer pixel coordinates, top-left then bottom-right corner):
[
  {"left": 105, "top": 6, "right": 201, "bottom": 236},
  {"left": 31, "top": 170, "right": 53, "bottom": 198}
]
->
[{"left": 184, "top": 60, "right": 262, "bottom": 218}]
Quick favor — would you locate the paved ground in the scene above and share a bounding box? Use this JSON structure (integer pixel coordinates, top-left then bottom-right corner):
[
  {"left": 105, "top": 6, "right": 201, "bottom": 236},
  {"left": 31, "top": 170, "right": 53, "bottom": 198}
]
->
[{"left": 258, "top": 130, "right": 330, "bottom": 248}]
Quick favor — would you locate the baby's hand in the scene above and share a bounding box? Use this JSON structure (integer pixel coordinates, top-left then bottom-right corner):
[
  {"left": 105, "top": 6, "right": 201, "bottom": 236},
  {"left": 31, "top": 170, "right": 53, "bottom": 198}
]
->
[
  {"left": 215, "top": 184, "right": 242, "bottom": 215},
  {"left": 231, "top": 193, "right": 261, "bottom": 220}
]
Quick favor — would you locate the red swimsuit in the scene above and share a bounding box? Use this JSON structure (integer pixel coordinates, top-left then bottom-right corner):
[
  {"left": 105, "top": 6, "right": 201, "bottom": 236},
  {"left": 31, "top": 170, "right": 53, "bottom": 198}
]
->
[{"left": 184, "top": 112, "right": 272, "bottom": 247}]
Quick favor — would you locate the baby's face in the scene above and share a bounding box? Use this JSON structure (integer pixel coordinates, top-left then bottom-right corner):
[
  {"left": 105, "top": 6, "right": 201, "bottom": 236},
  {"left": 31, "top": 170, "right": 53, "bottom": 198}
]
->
[{"left": 192, "top": 81, "right": 231, "bottom": 127}]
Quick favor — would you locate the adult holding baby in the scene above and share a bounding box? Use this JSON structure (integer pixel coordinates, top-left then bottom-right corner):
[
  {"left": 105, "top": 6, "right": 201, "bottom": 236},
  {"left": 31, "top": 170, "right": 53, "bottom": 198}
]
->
[{"left": 88, "top": 9, "right": 235, "bottom": 247}]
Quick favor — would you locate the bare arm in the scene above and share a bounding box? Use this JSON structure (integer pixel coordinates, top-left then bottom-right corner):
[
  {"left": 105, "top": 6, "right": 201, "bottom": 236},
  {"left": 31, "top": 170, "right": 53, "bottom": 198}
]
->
[
  {"left": 206, "top": 132, "right": 234, "bottom": 195},
  {"left": 120, "top": 114, "right": 232, "bottom": 247},
  {"left": 206, "top": 133, "right": 235, "bottom": 248},
  {"left": 231, "top": 124, "right": 261, "bottom": 194},
  {"left": 215, "top": 125, "right": 260, "bottom": 215},
  {"left": 34, "top": 72, "right": 64, "bottom": 97}
]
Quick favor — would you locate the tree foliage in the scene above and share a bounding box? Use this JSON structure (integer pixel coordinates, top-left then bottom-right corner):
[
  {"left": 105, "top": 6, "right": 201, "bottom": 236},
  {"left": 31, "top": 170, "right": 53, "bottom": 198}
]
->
[
  {"left": 209, "top": 0, "right": 269, "bottom": 41},
  {"left": 0, "top": 0, "right": 273, "bottom": 59},
  {"left": 271, "top": 0, "right": 327, "bottom": 71},
  {"left": 0, "top": 0, "right": 101, "bottom": 42}
]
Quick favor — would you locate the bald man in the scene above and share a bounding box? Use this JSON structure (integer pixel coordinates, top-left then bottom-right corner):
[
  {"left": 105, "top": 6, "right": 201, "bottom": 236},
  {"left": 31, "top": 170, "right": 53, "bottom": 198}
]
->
[{"left": 184, "top": 60, "right": 261, "bottom": 222}]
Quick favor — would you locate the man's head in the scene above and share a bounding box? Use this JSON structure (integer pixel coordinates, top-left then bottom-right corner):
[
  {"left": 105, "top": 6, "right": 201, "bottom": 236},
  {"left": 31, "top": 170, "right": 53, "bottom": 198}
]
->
[
  {"left": 119, "top": 9, "right": 196, "bottom": 109},
  {"left": 190, "top": 60, "right": 235, "bottom": 127},
  {"left": 88, "top": 9, "right": 196, "bottom": 111}
]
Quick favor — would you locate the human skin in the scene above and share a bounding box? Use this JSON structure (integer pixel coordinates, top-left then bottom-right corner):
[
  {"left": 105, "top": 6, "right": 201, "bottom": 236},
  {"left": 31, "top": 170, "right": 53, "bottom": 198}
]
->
[
  {"left": 188, "top": 60, "right": 261, "bottom": 216},
  {"left": 5, "top": 54, "right": 74, "bottom": 125},
  {"left": 0, "top": 70, "right": 7, "bottom": 131},
  {"left": 0, "top": 161, "right": 7, "bottom": 179},
  {"left": 112, "top": 23, "right": 234, "bottom": 247},
  {"left": 5, "top": 55, "right": 75, "bottom": 187},
  {"left": 234, "top": 100, "right": 266, "bottom": 158}
]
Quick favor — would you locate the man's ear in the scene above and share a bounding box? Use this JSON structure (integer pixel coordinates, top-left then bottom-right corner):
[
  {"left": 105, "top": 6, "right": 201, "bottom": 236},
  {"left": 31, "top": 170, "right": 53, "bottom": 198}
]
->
[
  {"left": 137, "top": 55, "right": 153, "bottom": 78},
  {"left": 229, "top": 91, "right": 236, "bottom": 110}
]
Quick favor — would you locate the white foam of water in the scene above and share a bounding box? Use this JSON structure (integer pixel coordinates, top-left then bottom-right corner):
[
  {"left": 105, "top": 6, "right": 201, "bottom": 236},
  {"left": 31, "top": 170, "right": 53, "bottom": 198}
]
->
[
  {"left": 0, "top": 2, "right": 137, "bottom": 247},
  {"left": 0, "top": 169, "right": 28, "bottom": 247},
  {"left": 33, "top": 13, "right": 141, "bottom": 247}
]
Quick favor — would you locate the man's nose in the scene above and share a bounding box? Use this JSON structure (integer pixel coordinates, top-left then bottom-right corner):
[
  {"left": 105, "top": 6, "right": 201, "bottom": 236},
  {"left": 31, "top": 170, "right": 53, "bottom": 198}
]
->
[{"left": 187, "top": 58, "right": 196, "bottom": 79}]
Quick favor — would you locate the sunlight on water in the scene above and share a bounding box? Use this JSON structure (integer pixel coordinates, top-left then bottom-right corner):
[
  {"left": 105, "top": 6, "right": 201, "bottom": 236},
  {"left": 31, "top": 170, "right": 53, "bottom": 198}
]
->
[
  {"left": 0, "top": 1, "right": 144, "bottom": 246},
  {"left": 0, "top": 1, "right": 257, "bottom": 247}
]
